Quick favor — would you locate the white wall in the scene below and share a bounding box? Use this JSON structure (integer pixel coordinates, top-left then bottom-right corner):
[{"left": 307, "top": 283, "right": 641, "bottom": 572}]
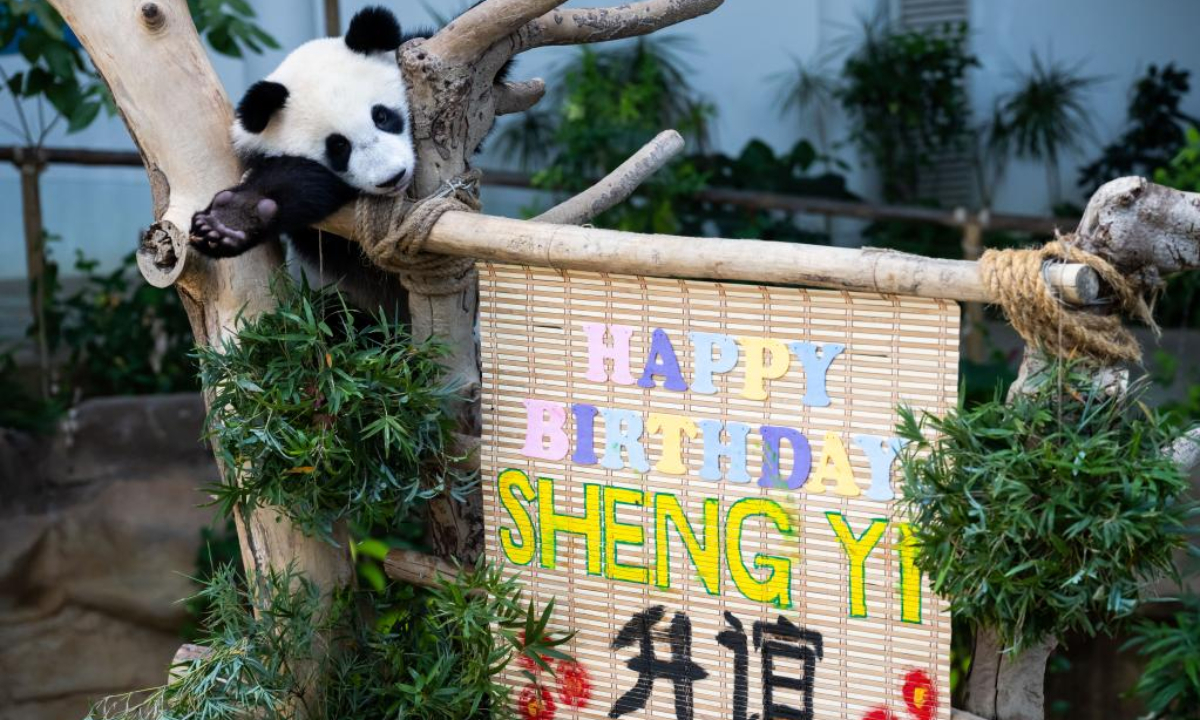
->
[{"left": 3, "top": 0, "right": 1200, "bottom": 281}]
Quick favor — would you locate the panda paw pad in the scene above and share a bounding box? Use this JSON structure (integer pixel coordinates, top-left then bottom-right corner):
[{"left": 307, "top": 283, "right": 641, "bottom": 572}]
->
[{"left": 189, "top": 188, "right": 280, "bottom": 258}]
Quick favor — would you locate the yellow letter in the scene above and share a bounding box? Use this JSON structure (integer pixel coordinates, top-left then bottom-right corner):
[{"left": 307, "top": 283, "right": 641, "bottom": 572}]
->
[
  {"left": 604, "top": 486, "right": 649, "bottom": 584},
  {"left": 896, "top": 522, "right": 923, "bottom": 624},
  {"left": 806, "top": 432, "right": 861, "bottom": 497},
  {"left": 826, "top": 512, "right": 887, "bottom": 618},
  {"left": 725, "top": 498, "right": 793, "bottom": 608},
  {"left": 646, "top": 413, "right": 699, "bottom": 475},
  {"left": 498, "top": 469, "right": 537, "bottom": 565},
  {"left": 655, "top": 494, "right": 720, "bottom": 595},
  {"left": 737, "top": 336, "right": 791, "bottom": 401},
  {"left": 539, "top": 478, "right": 603, "bottom": 576}
]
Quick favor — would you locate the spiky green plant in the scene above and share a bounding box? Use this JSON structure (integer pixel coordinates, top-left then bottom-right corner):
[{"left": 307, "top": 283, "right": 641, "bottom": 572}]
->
[
  {"left": 88, "top": 563, "right": 572, "bottom": 720},
  {"left": 1125, "top": 595, "right": 1200, "bottom": 719},
  {"left": 195, "top": 276, "right": 466, "bottom": 541},
  {"left": 898, "top": 363, "right": 1196, "bottom": 651},
  {"left": 992, "top": 53, "right": 1101, "bottom": 206}
]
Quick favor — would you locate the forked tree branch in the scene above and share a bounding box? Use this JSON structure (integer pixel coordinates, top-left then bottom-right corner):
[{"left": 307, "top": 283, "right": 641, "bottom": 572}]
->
[
  {"left": 494, "top": 78, "right": 546, "bottom": 115},
  {"left": 424, "top": 0, "right": 567, "bottom": 65},
  {"left": 534, "top": 129, "right": 684, "bottom": 224},
  {"left": 515, "top": 0, "right": 724, "bottom": 52}
]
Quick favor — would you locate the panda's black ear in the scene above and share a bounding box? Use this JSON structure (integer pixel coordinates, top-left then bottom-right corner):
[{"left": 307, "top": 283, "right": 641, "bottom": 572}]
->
[
  {"left": 345, "top": 6, "right": 402, "bottom": 55},
  {"left": 237, "top": 81, "right": 289, "bottom": 134}
]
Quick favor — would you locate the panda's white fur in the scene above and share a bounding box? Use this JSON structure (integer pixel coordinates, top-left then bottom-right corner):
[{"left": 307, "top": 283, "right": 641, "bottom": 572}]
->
[{"left": 231, "top": 36, "right": 416, "bottom": 196}]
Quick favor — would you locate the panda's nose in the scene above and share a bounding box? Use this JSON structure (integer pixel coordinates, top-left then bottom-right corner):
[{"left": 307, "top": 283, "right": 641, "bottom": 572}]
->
[{"left": 377, "top": 168, "right": 407, "bottom": 189}]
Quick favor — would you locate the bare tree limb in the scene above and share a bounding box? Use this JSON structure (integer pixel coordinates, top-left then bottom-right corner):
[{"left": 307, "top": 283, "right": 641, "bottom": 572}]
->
[
  {"left": 1077, "top": 177, "right": 1200, "bottom": 291},
  {"left": 424, "top": 0, "right": 567, "bottom": 65},
  {"left": 534, "top": 129, "right": 684, "bottom": 224},
  {"left": 516, "top": 0, "right": 724, "bottom": 52},
  {"left": 494, "top": 78, "right": 546, "bottom": 116}
]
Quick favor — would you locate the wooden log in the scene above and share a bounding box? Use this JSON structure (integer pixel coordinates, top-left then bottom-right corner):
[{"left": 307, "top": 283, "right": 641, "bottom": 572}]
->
[
  {"left": 49, "top": 1, "right": 354, "bottom": 710},
  {"left": 330, "top": 211, "right": 1098, "bottom": 305}
]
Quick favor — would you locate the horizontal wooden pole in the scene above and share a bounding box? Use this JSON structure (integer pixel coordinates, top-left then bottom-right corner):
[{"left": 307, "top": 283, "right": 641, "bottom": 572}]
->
[{"left": 408, "top": 212, "right": 1097, "bottom": 305}]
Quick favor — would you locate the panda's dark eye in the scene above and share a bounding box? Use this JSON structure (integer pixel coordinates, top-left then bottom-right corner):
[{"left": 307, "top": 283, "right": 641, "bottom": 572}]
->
[
  {"left": 325, "top": 133, "right": 351, "bottom": 172},
  {"left": 372, "top": 104, "right": 404, "bottom": 134}
]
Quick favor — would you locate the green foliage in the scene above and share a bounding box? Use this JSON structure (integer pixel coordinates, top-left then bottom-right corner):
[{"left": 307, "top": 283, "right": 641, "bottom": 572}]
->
[
  {"left": 195, "top": 276, "right": 464, "bottom": 540},
  {"left": 181, "top": 520, "right": 242, "bottom": 643},
  {"left": 1079, "top": 63, "right": 1196, "bottom": 195},
  {"left": 0, "top": 0, "right": 275, "bottom": 141},
  {"left": 990, "top": 53, "right": 1100, "bottom": 205},
  {"left": 0, "top": 0, "right": 110, "bottom": 136},
  {"left": 519, "top": 38, "right": 713, "bottom": 233},
  {"left": 89, "top": 563, "right": 570, "bottom": 720},
  {"left": 680, "top": 138, "right": 854, "bottom": 243},
  {"left": 46, "top": 250, "right": 198, "bottom": 397},
  {"left": 187, "top": 0, "right": 279, "bottom": 58},
  {"left": 0, "top": 248, "right": 197, "bottom": 433},
  {"left": 839, "top": 21, "right": 977, "bottom": 202},
  {"left": 1125, "top": 596, "right": 1200, "bottom": 720},
  {"left": 1145, "top": 125, "right": 1200, "bottom": 329},
  {"left": 897, "top": 364, "right": 1196, "bottom": 651},
  {"left": 769, "top": 53, "right": 840, "bottom": 166}
]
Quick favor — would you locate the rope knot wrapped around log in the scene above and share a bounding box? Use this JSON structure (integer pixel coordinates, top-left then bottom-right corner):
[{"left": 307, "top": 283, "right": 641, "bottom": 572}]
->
[
  {"left": 354, "top": 169, "right": 482, "bottom": 295},
  {"left": 979, "top": 234, "right": 1158, "bottom": 364}
]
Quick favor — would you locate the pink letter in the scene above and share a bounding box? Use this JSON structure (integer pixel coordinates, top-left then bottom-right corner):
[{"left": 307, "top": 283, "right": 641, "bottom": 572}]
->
[
  {"left": 581, "top": 322, "right": 636, "bottom": 385},
  {"left": 521, "top": 399, "right": 569, "bottom": 460}
]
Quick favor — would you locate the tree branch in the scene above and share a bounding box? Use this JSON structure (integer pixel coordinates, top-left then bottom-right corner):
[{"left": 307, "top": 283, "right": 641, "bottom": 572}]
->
[
  {"left": 424, "top": 0, "right": 567, "bottom": 65},
  {"left": 383, "top": 548, "right": 461, "bottom": 587},
  {"left": 494, "top": 78, "right": 546, "bottom": 116},
  {"left": 516, "top": 0, "right": 724, "bottom": 52},
  {"left": 533, "top": 129, "right": 684, "bottom": 224},
  {"left": 1076, "top": 177, "right": 1200, "bottom": 291},
  {"left": 1167, "top": 426, "right": 1200, "bottom": 474}
]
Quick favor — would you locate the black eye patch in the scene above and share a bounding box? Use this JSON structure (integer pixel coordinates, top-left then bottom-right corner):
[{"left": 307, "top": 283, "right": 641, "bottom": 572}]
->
[
  {"left": 325, "top": 134, "right": 351, "bottom": 172},
  {"left": 372, "top": 105, "right": 404, "bottom": 134}
]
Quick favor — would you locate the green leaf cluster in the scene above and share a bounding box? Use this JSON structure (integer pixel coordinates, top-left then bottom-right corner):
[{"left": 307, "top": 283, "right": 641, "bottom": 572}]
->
[
  {"left": 512, "top": 38, "right": 713, "bottom": 234},
  {"left": 187, "top": 0, "right": 279, "bottom": 58},
  {"left": 1126, "top": 596, "right": 1200, "bottom": 720},
  {"left": 89, "top": 563, "right": 570, "bottom": 720},
  {"left": 0, "top": 0, "right": 111, "bottom": 134},
  {"left": 839, "top": 21, "right": 977, "bottom": 203},
  {"left": 195, "top": 276, "right": 465, "bottom": 540},
  {"left": 897, "top": 363, "right": 1196, "bottom": 651}
]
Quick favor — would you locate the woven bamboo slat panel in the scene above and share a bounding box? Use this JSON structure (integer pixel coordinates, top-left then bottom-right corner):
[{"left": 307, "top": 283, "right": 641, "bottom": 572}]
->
[{"left": 480, "top": 263, "right": 959, "bottom": 720}]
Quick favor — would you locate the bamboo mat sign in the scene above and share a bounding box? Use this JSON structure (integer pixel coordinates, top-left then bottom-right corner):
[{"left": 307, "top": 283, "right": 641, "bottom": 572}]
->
[{"left": 479, "top": 264, "right": 958, "bottom": 720}]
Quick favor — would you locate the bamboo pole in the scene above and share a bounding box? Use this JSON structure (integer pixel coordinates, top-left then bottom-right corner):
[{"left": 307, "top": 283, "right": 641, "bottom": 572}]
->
[{"left": 15, "top": 148, "right": 49, "bottom": 398}]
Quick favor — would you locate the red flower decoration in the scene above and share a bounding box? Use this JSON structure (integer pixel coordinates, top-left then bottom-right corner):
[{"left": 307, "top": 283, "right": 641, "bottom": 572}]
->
[
  {"left": 517, "top": 683, "right": 556, "bottom": 720},
  {"left": 556, "top": 660, "right": 593, "bottom": 709},
  {"left": 902, "top": 669, "right": 937, "bottom": 720},
  {"left": 864, "top": 708, "right": 896, "bottom": 720}
]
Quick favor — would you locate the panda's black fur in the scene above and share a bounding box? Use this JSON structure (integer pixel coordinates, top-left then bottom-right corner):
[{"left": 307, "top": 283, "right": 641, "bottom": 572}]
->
[{"left": 190, "top": 5, "right": 509, "bottom": 318}]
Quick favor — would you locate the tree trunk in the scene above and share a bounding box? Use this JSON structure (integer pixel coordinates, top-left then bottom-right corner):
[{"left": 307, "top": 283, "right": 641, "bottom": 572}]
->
[
  {"left": 49, "top": 0, "right": 354, "bottom": 641},
  {"left": 964, "top": 627, "right": 1057, "bottom": 720}
]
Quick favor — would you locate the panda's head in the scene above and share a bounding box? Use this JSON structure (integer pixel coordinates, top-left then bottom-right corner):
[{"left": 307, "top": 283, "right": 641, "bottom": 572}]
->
[{"left": 231, "top": 6, "right": 415, "bottom": 196}]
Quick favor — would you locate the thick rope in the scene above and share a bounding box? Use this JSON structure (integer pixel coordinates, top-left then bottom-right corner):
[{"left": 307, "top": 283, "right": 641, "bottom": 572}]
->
[
  {"left": 979, "top": 234, "right": 1158, "bottom": 364},
  {"left": 355, "top": 169, "right": 482, "bottom": 295}
]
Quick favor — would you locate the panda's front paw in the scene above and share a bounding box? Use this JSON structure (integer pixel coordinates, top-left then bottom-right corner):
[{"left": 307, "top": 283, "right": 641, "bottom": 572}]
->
[{"left": 190, "top": 189, "right": 280, "bottom": 258}]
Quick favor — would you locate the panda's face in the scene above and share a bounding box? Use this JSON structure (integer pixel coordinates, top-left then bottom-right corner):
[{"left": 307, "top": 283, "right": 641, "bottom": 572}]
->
[{"left": 231, "top": 8, "right": 416, "bottom": 196}]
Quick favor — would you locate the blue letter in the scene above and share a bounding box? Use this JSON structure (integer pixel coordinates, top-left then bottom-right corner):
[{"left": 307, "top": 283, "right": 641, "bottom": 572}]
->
[
  {"left": 759, "top": 425, "right": 813, "bottom": 490},
  {"left": 689, "top": 331, "right": 739, "bottom": 395},
  {"left": 788, "top": 341, "right": 845, "bottom": 407},
  {"left": 698, "top": 419, "right": 751, "bottom": 484}
]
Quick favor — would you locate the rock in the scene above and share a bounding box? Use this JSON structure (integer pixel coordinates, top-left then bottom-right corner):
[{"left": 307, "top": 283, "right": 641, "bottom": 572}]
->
[{"left": 0, "top": 393, "right": 221, "bottom": 720}]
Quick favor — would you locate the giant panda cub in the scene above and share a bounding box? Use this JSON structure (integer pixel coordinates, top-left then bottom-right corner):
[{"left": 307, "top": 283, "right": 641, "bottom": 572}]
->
[{"left": 190, "top": 6, "right": 438, "bottom": 315}]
